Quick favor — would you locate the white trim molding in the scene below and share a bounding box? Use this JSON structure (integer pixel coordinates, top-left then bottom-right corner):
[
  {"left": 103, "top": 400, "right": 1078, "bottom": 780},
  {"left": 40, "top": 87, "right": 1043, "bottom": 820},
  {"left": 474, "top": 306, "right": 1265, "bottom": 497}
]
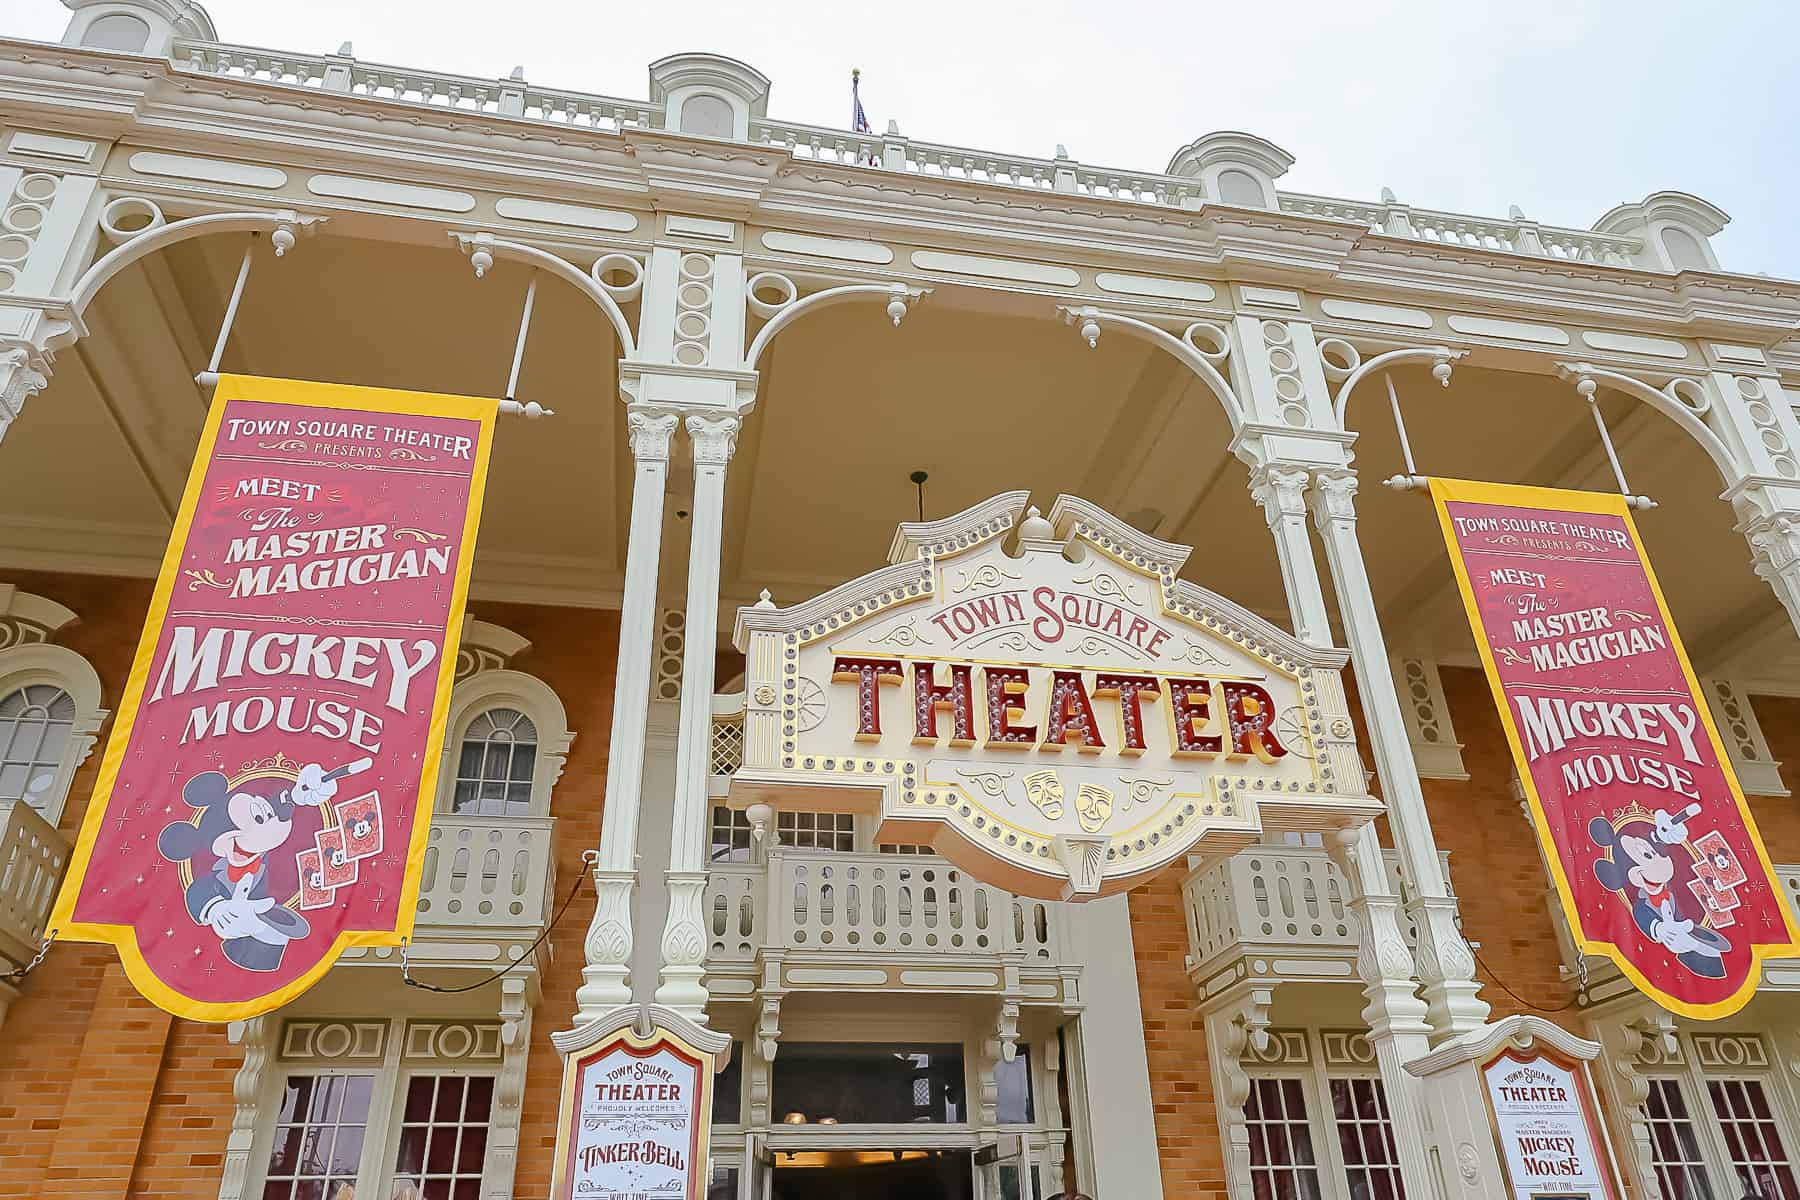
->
[
  {"left": 1390, "top": 657, "right": 1469, "bottom": 781},
  {"left": 1703, "top": 677, "right": 1788, "bottom": 797}
]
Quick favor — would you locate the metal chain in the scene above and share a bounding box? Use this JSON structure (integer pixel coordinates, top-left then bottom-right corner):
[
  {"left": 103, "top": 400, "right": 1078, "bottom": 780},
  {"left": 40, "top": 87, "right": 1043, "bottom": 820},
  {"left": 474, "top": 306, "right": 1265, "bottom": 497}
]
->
[{"left": 1, "top": 931, "right": 54, "bottom": 985}]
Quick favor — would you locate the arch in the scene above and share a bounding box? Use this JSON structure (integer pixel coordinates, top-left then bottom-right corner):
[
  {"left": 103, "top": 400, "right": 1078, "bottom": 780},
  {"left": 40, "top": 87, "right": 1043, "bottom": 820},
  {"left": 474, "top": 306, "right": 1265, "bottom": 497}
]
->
[
  {"left": 0, "top": 641, "right": 108, "bottom": 826},
  {"left": 745, "top": 282, "right": 923, "bottom": 370},
  {"left": 1331, "top": 342, "right": 1740, "bottom": 488},
  {"left": 453, "top": 233, "right": 637, "bottom": 358},
  {"left": 438, "top": 668, "right": 574, "bottom": 819},
  {"left": 1331, "top": 346, "right": 1462, "bottom": 424},
  {"left": 70, "top": 209, "right": 322, "bottom": 315},
  {"left": 1555, "top": 362, "right": 1738, "bottom": 485},
  {"left": 1063, "top": 306, "right": 1246, "bottom": 431}
]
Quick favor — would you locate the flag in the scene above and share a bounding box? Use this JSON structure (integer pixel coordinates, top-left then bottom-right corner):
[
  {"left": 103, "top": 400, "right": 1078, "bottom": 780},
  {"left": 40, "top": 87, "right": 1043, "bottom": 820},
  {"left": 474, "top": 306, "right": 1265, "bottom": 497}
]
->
[
  {"left": 851, "top": 69, "right": 879, "bottom": 166},
  {"left": 49, "top": 374, "right": 496, "bottom": 1020},
  {"left": 1430, "top": 476, "right": 1800, "bottom": 1019}
]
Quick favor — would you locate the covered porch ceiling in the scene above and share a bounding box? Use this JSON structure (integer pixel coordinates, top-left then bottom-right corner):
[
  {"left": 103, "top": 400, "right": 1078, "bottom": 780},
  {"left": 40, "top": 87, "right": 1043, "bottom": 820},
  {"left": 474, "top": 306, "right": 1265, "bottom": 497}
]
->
[{"left": 2, "top": 229, "right": 1787, "bottom": 683}]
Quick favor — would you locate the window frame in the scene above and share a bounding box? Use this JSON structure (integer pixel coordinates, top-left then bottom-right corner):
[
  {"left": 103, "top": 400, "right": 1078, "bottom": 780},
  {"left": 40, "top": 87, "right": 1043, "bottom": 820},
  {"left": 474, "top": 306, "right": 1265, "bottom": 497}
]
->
[
  {"left": 238, "top": 1017, "right": 516, "bottom": 1200},
  {"left": 437, "top": 668, "right": 573, "bottom": 819},
  {"left": 1242, "top": 1028, "right": 1409, "bottom": 1200},
  {"left": 0, "top": 642, "right": 107, "bottom": 826},
  {"left": 1637, "top": 1030, "right": 1800, "bottom": 1200}
]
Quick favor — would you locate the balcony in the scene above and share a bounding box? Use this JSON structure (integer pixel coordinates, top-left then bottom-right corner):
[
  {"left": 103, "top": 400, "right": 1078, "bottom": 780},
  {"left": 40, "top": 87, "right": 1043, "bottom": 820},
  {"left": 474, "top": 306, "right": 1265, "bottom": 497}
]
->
[
  {"left": 1183, "top": 845, "right": 1447, "bottom": 998},
  {"left": 0, "top": 799, "right": 67, "bottom": 980},
  {"left": 340, "top": 813, "right": 556, "bottom": 973},
  {"left": 704, "top": 848, "right": 1079, "bottom": 1007}
]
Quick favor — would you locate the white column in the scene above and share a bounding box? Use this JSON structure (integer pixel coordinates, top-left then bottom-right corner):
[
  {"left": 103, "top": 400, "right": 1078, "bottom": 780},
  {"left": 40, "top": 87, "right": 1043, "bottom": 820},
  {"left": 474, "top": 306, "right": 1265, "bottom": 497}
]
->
[
  {"left": 1243, "top": 446, "right": 1438, "bottom": 1200},
  {"left": 574, "top": 407, "right": 678, "bottom": 1019},
  {"left": 1248, "top": 462, "right": 1334, "bottom": 645},
  {"left": 1325, "top": 823, "right": 1438, "bottom": 1191},
  {"left": 656, "top": 411, "right": 740, "bottom": 1019},
  {"left": 1308, "top": 468, "right": 1490, "bottom": 1040}
]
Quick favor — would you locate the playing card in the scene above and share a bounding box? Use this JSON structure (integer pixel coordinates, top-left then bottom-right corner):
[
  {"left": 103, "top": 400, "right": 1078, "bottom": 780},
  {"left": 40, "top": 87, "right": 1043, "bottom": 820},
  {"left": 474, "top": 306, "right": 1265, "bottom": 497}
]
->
[
  {"left": 335, "top": 791, "right": 383, "bottom": 860},
  {"left": 314, "top": 827, "right": 359, "bottom": 888},
  {"left": 296, "top": 849, "right": 335, "bottom": 910}
]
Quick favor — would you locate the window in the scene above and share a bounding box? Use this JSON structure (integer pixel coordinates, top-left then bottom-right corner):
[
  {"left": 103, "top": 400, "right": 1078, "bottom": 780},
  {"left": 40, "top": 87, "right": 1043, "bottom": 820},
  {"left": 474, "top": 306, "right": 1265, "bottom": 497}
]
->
[
  {"left": 263, "top": 1072, "right": 375, "bottom": 1199},
  {"left": 709, "top": 807, "right": 857, "bottom": 859},
  {"left": 449, "top": 708, "right": 537, "bottom": 816},
  {"left": 711, "top": 805, "right": 752, "bottom": 862},
  {"left": 772, "top": 1042, "right": 964, "bottom": 1124},
  {"left": 1709, "top": 1078, "right": 1798, "bottom": 1199},
  {"left": 997, "top": 1046, "right": 1035, "bottom": 1125},
  {"left": 1647, "top": 1078, "right": 1716, "bottom": 1200},
  {"left": 879, "top": 843, "right": 932, "bottom": 855},
  {"left": 777, "top": 810, "right": 854, "bottom": 852},
  {"left": 1247, "top": 1077, "right": 1323, "bottom": 1199},
  {"left": 391, "top": 1075, "right": 494, "bottom": 1200},
  {"left": 1329, "top": 1077, "right": 1404, "bottom": 1199},
  {"left": 712, "top": 1041, "right": 743, "bottom": 1125},
  {"left": 0, "top": 683, "right": 74, "bottom": 815}
]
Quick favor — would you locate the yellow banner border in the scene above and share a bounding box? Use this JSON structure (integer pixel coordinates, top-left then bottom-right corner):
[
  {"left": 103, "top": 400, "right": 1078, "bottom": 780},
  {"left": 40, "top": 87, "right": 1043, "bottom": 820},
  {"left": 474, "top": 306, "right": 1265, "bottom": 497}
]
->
[
  {"left": 1429, "top": 476, "right": 1800, "bottom": 1020},
  {"left": 47, "top": 374, "right": 498, "bottom": 1022}
]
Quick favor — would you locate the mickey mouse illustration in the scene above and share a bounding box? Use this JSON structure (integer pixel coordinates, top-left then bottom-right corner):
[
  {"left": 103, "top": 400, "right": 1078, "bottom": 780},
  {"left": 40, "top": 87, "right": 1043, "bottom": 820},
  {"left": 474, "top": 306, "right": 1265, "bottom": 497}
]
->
[
  {"left": 157, "top": 759, "right": 369, "bottom": 971},
  {"left": 1590, "top": 801, "right": 1732, "bottom": 979}
]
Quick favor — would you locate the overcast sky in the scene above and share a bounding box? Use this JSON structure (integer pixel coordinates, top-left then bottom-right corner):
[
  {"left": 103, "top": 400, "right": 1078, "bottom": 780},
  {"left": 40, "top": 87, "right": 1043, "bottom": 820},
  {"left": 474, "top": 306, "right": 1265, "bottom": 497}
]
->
[{"left": 7, "top": 1, "right": 1797, "bottom": 278}]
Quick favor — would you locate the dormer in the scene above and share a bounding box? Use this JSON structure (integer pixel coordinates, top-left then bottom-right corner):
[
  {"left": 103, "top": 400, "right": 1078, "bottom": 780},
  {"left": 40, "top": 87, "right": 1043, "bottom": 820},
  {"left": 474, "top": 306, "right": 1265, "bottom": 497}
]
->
[
  {"left": 1594, "top": 190, "right": 1730, "bottom": 272},
  {"left": 1166, "top": 131, "right": 1295, "bottom": 209},
  {"left": 649, "top": 52, "right": 772, "bottom": 141},
  {"left": 60, "top": 0, "right": 215, "bottom": 56}
]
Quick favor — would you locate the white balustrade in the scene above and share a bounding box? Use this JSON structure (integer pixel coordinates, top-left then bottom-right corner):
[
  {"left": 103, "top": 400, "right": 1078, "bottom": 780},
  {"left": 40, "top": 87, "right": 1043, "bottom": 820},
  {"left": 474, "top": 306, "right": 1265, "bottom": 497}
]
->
[
  {"left": 704, "top": 849, "right": 1062, "bottom": 967},
  {"left": 414, "top": 814, "right": 556, "bottom": 930},
  {"left": 0, "top": 799, "right": 66, "bottom": 968},
  {"left": 168, "top": 37, "right": 1644, "bottom": 267},
  {"left": 1184, "top": 845, "right": 1454, "bottom": 973}
]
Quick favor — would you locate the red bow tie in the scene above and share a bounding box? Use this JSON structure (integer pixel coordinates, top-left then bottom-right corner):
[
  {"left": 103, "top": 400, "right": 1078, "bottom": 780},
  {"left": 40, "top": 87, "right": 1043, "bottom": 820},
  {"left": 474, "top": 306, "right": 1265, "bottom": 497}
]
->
[{"left": 225, "top": 855, "right": 262, "bottom": 883}]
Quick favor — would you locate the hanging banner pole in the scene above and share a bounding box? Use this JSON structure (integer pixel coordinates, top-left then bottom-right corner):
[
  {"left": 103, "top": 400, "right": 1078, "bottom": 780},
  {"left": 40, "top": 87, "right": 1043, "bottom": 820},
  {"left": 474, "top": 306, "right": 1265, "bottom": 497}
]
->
[
  {"left": 1429, "top": 477, "right": 1800, "bottom": 1018},
  {"left": 48, "top": 374, "right": 498, "bottom": 1021}
]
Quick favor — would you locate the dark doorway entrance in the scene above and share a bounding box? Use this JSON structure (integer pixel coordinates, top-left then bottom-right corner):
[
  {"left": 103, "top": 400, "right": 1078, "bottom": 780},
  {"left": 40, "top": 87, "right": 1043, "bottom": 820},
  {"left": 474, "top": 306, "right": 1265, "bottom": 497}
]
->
[{"left": 772, "top": 1148, "right": 974, "bottom": 1200}]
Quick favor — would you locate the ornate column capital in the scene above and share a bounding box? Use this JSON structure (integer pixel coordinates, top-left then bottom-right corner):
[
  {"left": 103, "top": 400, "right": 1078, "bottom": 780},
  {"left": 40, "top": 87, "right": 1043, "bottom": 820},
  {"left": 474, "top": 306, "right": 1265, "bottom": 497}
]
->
[
  {"left": 624, "top": 408, "right": 679, "bottom": 465},
  {"left": 1247, "top": 462, "right": 1311, "bottom": 527},
  {"left": 1306, "top": 466, "right": 1360, "bottom": 529},
  {"left": 0, "top": 344, "right": 52, "bottom": 435},
  {"left": 685, "top": 412, "right": 741, "bottom": 466}
]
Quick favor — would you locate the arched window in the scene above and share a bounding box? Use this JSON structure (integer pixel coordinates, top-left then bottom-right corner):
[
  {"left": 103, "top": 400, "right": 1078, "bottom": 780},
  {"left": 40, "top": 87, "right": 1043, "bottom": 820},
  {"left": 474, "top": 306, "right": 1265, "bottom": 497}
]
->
[
  {"left": 81, "top": 13, "right": 152, "bottom": 52},
  {"left": 450, "top": 707, "right": 538, "bottom": 817},
  {"left": 0, "top": 642, "right": 106, "bottom": 826},
  {"left": 437, "top": 666, "right": 572, "bottom": 820},
  {"left": 0, "top": 683, "right": 77, "bottom": 811}
]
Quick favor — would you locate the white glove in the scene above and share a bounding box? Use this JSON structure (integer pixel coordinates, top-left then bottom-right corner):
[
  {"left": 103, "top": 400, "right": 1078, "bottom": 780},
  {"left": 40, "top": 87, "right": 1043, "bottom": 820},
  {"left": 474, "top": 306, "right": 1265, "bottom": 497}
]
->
[
  {"left": 207, "top": 884, "right": 276, "bottom": 940},
  {"left": 1650, "top": 899, "right": 1699, "bottom": 953},
  {"left": 293, "top": 762, "right": 338, "bottom": 807},
  {"left": 1654, "top": 808, "right": 1690, "bottom": 847}
]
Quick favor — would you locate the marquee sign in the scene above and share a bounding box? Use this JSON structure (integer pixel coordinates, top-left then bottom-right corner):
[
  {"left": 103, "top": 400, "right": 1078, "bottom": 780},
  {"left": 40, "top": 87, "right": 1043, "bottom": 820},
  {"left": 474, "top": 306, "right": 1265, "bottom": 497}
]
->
[
  {"left": 1432, "top": 477, "right": 1800, "bottom": 1019},
  {"left": 1480, "top": 1044, "right": 1622, "bottom": 1200},
  {"left": 50, "top": 375, "right": 495, "bottom": 1021},
  {"left": 549, "top": 1005, "right": 730, "bottom": 1200},
  {"left": 729, "top": 492, "right": 1380, "bottom": 899}
]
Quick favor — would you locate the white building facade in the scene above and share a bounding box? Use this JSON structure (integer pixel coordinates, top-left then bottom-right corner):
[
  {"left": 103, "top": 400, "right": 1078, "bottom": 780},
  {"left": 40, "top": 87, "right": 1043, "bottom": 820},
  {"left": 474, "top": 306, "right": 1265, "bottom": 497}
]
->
[{"left": 3, "top": 4, "right": 1800, "bottom": 1199}]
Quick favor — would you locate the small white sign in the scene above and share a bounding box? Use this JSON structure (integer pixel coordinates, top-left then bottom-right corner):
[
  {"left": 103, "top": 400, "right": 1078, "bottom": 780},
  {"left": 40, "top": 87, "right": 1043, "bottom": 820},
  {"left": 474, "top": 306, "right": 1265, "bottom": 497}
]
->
[
  {"left": 560, "top": 1037, "right": 707, "bottom": 1199},
  {"left": 1482, "top": 1048, "right": 1621, "bottom": 1200}
]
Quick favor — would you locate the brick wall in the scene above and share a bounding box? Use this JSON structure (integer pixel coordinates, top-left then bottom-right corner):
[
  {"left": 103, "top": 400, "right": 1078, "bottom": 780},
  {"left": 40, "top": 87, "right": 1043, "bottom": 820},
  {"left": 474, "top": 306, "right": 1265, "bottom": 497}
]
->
[
  {"left": 0, "top": 573, "right": 620, "bottom": 1197},
  {"left": 1128, "top": 867, "right": 1227, "bottom": 1199}
]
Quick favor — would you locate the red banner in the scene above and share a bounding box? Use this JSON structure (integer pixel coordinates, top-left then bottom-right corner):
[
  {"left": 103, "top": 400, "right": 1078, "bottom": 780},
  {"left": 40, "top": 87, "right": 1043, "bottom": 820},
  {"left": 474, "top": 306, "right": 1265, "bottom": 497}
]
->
[
  {"left": 50, "top": 375, "right": 495, "bottom": 1020},
  {"left": 1431, "top": 478, "right": 1800, "bottom": 1019}
]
